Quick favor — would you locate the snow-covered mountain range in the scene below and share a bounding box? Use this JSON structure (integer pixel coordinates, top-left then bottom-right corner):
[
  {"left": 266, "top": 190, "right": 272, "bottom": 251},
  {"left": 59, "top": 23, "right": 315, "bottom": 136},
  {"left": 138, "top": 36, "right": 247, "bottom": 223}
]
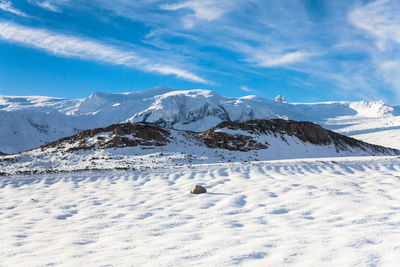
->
[{"left": 2, "top": 86, "right": 400, "bottom": 154}]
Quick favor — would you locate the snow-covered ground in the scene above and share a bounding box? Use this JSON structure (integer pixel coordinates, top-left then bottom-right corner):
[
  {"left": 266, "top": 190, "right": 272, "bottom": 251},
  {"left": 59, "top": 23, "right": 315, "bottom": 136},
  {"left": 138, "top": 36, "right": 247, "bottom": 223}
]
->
[
  {"left": 1, "top": 157, "right": 400, "bottom": 266},
  {"left": 352, "top": 129, "right": 400, "bottom": 149}
]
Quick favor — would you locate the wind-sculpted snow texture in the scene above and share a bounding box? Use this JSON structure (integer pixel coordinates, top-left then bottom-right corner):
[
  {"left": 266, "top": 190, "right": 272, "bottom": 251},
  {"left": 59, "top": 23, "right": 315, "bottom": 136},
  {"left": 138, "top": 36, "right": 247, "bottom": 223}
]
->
[
  {"left": 2, "top": 86, "right": 400, "bottom": 153},
  {"left": 1, "top": 158, "right": 400, "bottom": 265},
  {"left": 1, "top": 120, "right": 398, "bottom": 175}
]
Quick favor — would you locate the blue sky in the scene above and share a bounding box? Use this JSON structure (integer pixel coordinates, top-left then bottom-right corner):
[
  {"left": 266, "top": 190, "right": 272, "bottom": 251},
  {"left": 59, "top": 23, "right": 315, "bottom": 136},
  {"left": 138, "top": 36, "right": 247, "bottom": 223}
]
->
[{"left": 1, "top": 0, "right": 400, "bottom": 103}]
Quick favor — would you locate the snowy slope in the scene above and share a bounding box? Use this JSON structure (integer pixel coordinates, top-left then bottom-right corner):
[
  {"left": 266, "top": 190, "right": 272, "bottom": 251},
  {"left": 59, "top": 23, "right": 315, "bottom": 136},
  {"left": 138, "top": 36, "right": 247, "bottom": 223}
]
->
[
  {"left": 1, "top": 157, "right": 400, "bottom": 266},
  {"left": 352, "top": 129, "right": 400, "bottom": 150},
  {"left": 2, "top": 87, "right": 400, "bottom": 153}
]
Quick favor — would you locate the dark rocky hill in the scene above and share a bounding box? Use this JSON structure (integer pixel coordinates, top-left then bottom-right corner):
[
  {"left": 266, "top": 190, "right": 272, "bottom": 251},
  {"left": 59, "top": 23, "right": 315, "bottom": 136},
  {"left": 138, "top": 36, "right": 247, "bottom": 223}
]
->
[
  {"left": 2, "top": 119, "right": 399, "bottom": 175},
  {"left": 38, "top": 119, "right": 399, "bottom": 155}
]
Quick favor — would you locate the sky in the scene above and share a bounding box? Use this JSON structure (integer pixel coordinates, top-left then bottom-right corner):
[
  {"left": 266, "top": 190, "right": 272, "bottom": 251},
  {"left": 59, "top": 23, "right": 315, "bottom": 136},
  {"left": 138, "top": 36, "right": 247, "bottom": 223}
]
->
[{"left": 1, "top": 0, "right": 400, "bottom": 103}]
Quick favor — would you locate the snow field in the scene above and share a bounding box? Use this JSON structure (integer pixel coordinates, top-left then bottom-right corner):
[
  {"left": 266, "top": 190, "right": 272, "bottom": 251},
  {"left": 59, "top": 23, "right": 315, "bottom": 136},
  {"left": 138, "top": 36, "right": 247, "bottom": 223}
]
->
[
  {"left": 352, "top": 129, "right": 400, "bottom": 149},
  {"left": 1, "top": 158, "right": 400, "bottom": 266}
]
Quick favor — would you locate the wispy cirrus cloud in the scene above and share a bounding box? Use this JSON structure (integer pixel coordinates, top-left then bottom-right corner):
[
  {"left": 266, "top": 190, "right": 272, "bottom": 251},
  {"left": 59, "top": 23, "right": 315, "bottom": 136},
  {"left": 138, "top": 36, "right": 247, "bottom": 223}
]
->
[
  {"left": 3, "top": 0, "right": 400, "bottom": 101},
  {"left": 0, "top": 0, "right": 29, "bottom": 17},
  {"left": 27, "top": 0, "right": 69, "bottom": 12},
  {"left": 349, "top": 0, "right": 400, "bottom": 99},
  {"left": 252, "top": 51, "right": 312, "bottom": 68},
  {"left": 349, "top": 0, "right": 400, "bottom": 50},
  {"left": 0, "top": 21, "right": 209, "bottom": 84},
  {"left": 34, "top": 1, "right": 60, "bottom": 12},
  {"left": 161, "top": 0, "right": 235, "bottom": 28},
  {"left": 31, "top": 1, "right": 315, "bottom": 67},
  {"left": 240, "top": 85, "right": 258, "bottom": 93}
]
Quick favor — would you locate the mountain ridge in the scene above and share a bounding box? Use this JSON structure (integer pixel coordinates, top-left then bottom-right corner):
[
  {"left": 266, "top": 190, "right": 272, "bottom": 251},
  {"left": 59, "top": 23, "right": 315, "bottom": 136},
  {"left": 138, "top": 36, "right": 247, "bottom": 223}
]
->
[
  {"left": 2, "top": 86, "right": 400, "bottom": 153},
  {"left": 1, "top": 119, "right": 398, "bottom": 175}
]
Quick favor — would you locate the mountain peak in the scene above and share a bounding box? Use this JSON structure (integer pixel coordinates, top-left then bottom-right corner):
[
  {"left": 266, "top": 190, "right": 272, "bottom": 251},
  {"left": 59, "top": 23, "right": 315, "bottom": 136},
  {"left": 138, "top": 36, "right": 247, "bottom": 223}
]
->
[{"left": 274, "top": 95, "right": 287, "bottom": 103}]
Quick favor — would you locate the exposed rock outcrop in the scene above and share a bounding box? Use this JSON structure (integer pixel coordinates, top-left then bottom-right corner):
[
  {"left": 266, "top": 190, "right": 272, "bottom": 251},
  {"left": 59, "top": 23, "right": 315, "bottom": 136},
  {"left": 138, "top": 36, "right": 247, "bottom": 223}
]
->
[
  {"left": 201, "top": 119, "right": 332, "bottom": 151},
  {"left": 200, "top": 128, "right": 268, "bottom": 152},
  {"left": 40, "top": 123, "right": 171, "bottom": 152}
]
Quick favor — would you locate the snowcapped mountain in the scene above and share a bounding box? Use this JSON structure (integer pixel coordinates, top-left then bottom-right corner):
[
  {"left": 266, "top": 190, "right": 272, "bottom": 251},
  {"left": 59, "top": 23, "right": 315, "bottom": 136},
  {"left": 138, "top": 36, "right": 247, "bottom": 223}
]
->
[
  {"left": 1, "top": 86, "right": 400, "bottom": 154},
  {"left": 1, "top": 119, "right": 397, "bottom": 175}
]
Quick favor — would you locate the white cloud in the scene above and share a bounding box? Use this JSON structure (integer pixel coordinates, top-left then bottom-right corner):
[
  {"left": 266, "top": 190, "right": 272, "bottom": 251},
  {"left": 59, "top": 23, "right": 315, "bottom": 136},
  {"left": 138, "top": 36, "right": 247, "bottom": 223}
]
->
[
  {"left": 28, "top": 0, "right": 68, "bottom": 12},
  {"left": 0, "top": 0, "right": 29, "bottom": 17},
  {"left": 240, "top": 86, "right": 257, "bottom": 93},
  {"left": 161, "top": 0, "right": 234, "bottom": 28},
  {"left": 255, "top": 51, "right": 310, "bottom": 67},
  {"left": 378, "top": 60, "right": 400, "bottom": 98},
  {"left": 349, "top": 0, "right": 400, "bottom": 100},
  {"left": 1, "top": 0, "right": 398, "bottom": 101},
  {"left": 162, "top": 0, "right": 226, "bottom": 21},
  {"left": 0, "top": 21, "right": 209, "bottom": 84},
  {"left": 349, "top": 0, "right": 400, "bottom": 50},
  {"left": 76, "top": 0, "right": 395, "bottom": 100},
  {"left": 35, "top": 1, "right": 59, "bottom": 12},
  {"left": 146, "top": 64, "right": 208, "bottom": 84}
]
